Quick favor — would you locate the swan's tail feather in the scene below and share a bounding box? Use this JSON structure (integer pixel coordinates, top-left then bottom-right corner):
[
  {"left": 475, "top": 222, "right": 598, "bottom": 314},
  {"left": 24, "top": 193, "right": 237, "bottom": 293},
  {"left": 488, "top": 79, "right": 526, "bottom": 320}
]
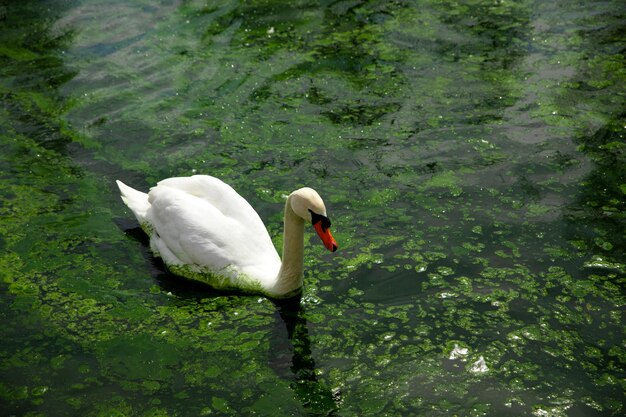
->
[{"left": 116, "top": 180, "right": 150, "bottom": 224}]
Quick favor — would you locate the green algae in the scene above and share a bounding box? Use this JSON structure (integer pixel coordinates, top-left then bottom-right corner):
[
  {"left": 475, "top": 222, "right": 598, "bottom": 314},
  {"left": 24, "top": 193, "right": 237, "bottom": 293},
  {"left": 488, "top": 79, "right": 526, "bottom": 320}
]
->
[
  {"left": 1, "top": 0, "right": 625, "bottom": 415},
  {"left": 168, "top": 262, "right": 266, "bottom": 295}
]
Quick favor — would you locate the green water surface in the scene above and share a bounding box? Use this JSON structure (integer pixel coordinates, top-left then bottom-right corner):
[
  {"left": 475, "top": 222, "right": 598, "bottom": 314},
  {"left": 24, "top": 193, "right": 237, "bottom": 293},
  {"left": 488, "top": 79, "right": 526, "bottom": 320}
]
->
[{"left": 1, "top": 0, "right": 624, "bottom": 416}]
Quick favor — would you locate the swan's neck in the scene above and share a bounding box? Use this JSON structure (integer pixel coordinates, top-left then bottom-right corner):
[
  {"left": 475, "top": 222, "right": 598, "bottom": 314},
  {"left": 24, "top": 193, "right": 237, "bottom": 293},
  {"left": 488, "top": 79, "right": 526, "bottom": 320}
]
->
[{"left": 275, "top": 195, "right": 305, "bottom": 296}]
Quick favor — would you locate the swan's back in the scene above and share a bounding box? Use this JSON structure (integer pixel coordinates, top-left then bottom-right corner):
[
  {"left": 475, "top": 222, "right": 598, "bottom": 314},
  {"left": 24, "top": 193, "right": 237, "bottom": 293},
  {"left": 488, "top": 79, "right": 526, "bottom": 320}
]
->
[{"left": 152, "top": 176, "right": 262, "bottom": 232}]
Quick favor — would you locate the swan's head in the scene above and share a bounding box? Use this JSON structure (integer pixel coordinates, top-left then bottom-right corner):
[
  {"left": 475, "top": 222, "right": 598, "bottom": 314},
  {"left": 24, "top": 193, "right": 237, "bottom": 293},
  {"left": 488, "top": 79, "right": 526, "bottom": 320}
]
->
[{"left": 290, "top": 187, "right": 338, "bottom": 252}]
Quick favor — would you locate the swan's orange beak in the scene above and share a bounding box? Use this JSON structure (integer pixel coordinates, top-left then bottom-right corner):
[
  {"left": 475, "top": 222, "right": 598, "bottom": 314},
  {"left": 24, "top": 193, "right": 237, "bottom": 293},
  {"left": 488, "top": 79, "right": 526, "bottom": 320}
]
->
[{"left": 313, "top": 221, "right": 338, "bottom": 252}]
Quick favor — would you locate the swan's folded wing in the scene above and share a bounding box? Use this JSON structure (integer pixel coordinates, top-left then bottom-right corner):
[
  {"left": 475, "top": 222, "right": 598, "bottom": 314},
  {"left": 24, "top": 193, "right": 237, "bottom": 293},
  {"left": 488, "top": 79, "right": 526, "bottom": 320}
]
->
[
  {"left": 147, "top": 182, "right": 280, "bottom": 280},
  {"left": 154, "top": 175, "right": 268, "bottom": 234}
]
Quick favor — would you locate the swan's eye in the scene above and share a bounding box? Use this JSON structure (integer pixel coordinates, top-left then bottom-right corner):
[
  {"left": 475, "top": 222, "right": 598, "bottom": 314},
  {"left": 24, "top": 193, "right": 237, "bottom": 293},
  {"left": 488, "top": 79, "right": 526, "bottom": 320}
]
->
[{"left": 309, "top": 209, "right": 331, "bottom": 231}]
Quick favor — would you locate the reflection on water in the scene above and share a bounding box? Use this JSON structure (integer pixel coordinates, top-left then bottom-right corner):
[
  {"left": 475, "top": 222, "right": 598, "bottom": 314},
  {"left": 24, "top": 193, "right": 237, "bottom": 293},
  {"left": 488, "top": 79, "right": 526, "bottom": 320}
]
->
[
  {"left": 273, "top": 296, "right": 339, "bottom": 416},
  {"left": 1, "top": 0, "right": 624, "bottom": 415}
]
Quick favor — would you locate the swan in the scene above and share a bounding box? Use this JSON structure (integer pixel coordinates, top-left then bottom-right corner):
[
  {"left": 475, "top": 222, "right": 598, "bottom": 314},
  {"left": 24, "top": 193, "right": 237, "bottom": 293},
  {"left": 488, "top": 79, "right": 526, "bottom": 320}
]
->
[{"left": 116, "top": 175, "right": 338, "bottom": 298}]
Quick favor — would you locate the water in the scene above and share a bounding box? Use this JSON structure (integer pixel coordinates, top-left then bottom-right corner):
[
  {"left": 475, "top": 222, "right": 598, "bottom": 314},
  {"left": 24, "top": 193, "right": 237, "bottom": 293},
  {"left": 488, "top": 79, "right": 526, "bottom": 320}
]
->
[{"left": 1, "top": 0, "right": 624, "bottom": 415}]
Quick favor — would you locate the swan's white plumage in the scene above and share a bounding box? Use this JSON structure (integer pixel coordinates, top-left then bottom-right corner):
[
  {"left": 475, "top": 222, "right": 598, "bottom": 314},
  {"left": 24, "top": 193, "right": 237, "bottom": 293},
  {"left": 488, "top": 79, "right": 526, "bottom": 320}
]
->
[{"left": 116, "top": 175, "right": 337, "bottom": 297}]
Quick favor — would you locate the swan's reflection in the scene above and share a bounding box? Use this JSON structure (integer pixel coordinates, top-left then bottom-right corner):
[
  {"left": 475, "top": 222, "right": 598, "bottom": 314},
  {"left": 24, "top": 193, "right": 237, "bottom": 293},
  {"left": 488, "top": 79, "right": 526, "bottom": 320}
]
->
[{"left": 272, "top": 296, "right": 339, "bottom": 416}]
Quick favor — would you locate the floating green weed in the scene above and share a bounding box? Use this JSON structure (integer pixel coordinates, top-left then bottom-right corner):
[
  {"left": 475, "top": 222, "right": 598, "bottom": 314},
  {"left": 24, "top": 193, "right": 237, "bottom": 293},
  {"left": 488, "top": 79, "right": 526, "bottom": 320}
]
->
[{"left": 1, "top": 0, "right": 625, "bottom": 415}]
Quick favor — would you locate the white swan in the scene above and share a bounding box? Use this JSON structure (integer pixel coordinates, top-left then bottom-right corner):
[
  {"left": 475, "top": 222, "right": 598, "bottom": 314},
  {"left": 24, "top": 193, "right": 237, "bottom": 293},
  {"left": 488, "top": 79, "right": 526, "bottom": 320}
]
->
[{"left": 116, "top": 175, "right": 338, "bottom": 298}]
